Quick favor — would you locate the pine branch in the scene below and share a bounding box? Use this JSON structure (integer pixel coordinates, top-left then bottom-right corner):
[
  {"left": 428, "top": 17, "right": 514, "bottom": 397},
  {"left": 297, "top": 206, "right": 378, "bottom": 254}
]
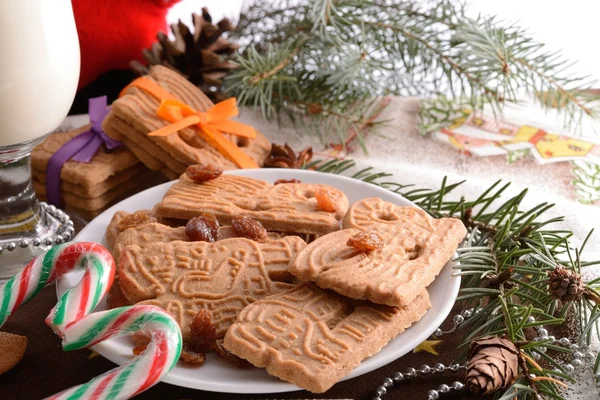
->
[
  {"left": 571, "top": 160, "right": 600, "bottom": 204},
  {"left": 247, "top": 41, "right": 303, "bottom": 85},
  {"left": 364, "top": 19, "right": 502, "bottom": 101},
  {"left": 229, "top": 0, "right": 600, "bottom": 147}
]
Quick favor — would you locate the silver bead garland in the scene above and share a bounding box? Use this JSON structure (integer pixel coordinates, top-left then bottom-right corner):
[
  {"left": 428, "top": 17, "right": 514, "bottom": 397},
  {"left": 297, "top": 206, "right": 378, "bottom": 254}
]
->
[
  {"left": 0, "top": 202, "right": 73, "bottom": 254},
  {"left": 371, "top": 310, "right": 600, "bottom": 399},
  {"left": 370, "top": 361, "right": 468, "bottom": 400}
]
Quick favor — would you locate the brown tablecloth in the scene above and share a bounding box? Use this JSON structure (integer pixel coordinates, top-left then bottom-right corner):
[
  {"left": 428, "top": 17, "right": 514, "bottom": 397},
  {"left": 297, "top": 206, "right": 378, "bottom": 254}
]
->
[{"left": 0, "top": 285, "right": 483, "bottom": 400}]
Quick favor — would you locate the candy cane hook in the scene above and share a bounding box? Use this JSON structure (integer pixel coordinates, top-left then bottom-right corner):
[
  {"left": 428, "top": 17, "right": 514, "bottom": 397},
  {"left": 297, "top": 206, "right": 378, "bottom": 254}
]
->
[{"left": 0, "top": 242, "right": 182, "bottom": 400}]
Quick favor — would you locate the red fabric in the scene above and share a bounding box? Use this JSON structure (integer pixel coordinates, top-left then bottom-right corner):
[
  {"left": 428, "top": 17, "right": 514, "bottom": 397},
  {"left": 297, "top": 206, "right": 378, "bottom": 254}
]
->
[{"left": 72, "top": 0, "right": 181, "bottom": 89}]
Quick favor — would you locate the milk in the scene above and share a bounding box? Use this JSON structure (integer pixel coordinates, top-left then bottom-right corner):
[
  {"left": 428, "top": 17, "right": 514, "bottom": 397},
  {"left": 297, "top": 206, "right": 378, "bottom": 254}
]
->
[{"left": 0, "top": 0, "right": 80, "bottom": 147}]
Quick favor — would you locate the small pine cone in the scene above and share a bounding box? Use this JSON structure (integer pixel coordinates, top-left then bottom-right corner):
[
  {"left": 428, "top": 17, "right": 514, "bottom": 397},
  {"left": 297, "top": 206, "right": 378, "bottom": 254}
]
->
[
  {"left": 131, "top": 7, "right": 239, "bottom": 102},
  {"left": 466, "top": 336, "right": 519, "bottom": 395},
  {"left": 548, "top": 266, "right": 584, "bottom": 302}
]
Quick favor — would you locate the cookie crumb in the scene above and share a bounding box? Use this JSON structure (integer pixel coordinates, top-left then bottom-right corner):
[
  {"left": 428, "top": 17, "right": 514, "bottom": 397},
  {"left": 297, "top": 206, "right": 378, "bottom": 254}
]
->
[{"left": 274, "top": 179, "right": 301, "bottom": 185}]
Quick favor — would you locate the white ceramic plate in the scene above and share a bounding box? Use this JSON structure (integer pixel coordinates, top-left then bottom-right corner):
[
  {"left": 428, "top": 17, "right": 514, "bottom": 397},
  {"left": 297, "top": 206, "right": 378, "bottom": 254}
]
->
[{"left": 57, "top": 169, "right": 460, "bottom": 394}]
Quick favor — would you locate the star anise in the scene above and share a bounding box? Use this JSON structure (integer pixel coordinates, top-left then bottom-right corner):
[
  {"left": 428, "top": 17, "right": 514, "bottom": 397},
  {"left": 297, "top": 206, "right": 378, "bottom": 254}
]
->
[{"left": 264, "top": 143, "right": 313, "bottom": 168}]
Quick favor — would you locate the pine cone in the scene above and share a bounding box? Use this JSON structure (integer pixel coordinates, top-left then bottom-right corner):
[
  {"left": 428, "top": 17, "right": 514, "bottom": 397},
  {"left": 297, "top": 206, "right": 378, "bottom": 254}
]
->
[
  {"left": 131, "top": 7, "right": 239, "bottom": 102},
  {"left": 466, "top": 336, "right": 519, "bottom": 395},
  {"left": 264, "top": 144, "right": 313, "bottom": 168},
  {"left": 548, "top": 266, "right": 584, "bottom": 302}
]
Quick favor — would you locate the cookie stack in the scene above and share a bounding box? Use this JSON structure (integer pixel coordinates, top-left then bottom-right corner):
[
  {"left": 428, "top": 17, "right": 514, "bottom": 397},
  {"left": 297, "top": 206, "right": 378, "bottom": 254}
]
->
[
  {"left": 102, "top": 65, "right": 271, "bottom": 180},
  {"left": 104, "top": 170, "right": 467, "bottom": 393},
  {"left": 32, "top": 126, "right": 165, "bottom": 219}
]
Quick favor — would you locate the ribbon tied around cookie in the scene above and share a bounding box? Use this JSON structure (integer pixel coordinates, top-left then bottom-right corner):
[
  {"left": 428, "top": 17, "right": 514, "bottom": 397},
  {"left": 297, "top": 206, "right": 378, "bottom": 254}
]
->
[
  {"left": 46, "top": 96, "right": 123, "bottom": 206},
  {"left": 121, "top": 77, "right": 259, "bottom": 169}
]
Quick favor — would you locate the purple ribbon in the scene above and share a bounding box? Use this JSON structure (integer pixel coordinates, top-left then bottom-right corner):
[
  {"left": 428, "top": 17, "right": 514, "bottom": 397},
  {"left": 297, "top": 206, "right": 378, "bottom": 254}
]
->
[{"left": 46, "top": 96, "right": 123, "bottom": 206}]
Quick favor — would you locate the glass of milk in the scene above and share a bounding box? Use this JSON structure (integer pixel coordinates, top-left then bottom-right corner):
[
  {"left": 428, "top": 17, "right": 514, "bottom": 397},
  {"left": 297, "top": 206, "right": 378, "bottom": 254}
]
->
[{"left": 0, "top": 0, "right": 80, "bottom": 278}]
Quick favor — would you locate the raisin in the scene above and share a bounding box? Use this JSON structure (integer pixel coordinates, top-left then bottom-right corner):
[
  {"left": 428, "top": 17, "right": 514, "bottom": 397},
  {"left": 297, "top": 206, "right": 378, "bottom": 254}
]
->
[
  {"left": 212, "top": 339, "right": 251, "bottom": 368},
  {"left": 117, "top": 210, "right": 156, "bottom": 231},
  {"left": 274, "top": 178, "right": 301, "bottom": 185},
  {"left": 231, "top": 216, "right": 267, "bottom": 242},
  {"left": 132, "top": 344, "right": 147, "bottom": 357},
  {"left": 185, "top": 213, "right": 220, "bottom": 242},
  {"left": 132, "top": 333, "right": 151, "bottom": 348},
  {"left": 189, "top": 309, "right": 218, "bottom": 352},
  {"left": 136, "top": 344, "right": 206, "bottom": 364},
  {"left": 186, "top": 164, "right": 223, "bottom": 183},
  {"left": 106, "top": 281, "right": 131, "bottom": 309},
  {"left": 188, "top": 309, "right": 250, "bottom": 367},
  {"left": 315, "top": 188, "right": 337, "bottom": 213},
  {"left": 347, "top": 230, "right": 384, "bottom": 252},
  {"left": 180, "top": 347, "right": 206, "bottom": 364}
]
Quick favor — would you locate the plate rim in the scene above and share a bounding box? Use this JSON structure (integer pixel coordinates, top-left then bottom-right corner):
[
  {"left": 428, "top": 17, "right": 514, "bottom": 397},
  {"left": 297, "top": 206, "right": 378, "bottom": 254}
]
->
[{"left": 59, "top": 169, "right": 460, "bottom": 393}]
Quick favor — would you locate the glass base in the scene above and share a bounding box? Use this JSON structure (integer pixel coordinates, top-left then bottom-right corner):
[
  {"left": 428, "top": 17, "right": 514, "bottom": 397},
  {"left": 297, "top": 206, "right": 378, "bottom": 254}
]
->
[
  {"left": 0, "top": 135, "right": 76, "bottom": 281},
  {"left": 0, "top": 247, "right": 48, "bottom": 279},
  {"left": 0, "top": 203, "right": 75, "bottom": 280}
]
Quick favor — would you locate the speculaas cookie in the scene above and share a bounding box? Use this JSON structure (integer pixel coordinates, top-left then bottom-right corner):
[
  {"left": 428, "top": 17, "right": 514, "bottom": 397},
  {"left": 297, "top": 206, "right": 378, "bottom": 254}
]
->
[
  {"left": 112, "top": 223, "right": 186, "bottom": 261},
  {"left": 106, "top": 218, "right": 284, "bottom": 309},
  {"left": 33, "top": 173, "right": 163, "bottom": 217},
  {"left": 118, "top": 236, "right": 306, "bottom": 341},
  {"left": 31, "top": 126, "right": 165, "bottom": 218},
  {"left": 223, "top": 283, "right": 431, "bottom": 393},
  {"left": 112, "top": 222, "right": 288, "bottom": 261},
  {"left": 31, "top": 125, "right": 140, "bottom": 188},
  {"left": 289, "top": 198, "right": 467, "bottom": 307},
  {"left": 102, "top": 65, "right": 271, "bottom": 174},
  {"left": 105, "top": 210, "right": 132, "bottom": 250},
  {"left": 108, "top": 214, "right": 286, "bottom": 258},
  {"left": 32, "top": 163, "right": 148, "bottom": 199},
  {"left": 0, "top": 332, "right": 28, "bottom": 375},
  {"left": 153, "top": 174, "right": 349, "bottom": 234}
]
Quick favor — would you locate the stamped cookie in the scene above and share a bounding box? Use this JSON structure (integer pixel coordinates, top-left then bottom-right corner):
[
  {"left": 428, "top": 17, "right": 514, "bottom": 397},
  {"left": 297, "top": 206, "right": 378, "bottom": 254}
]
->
[
  {"left": 223, "top": 283, "right": 430, "bottom": 393},
  {"left": 102, "top": 65, "right": 271, "bottom": 174},
  {"left": 110, "top": 219, "right": 288, "bottom": 261},
  {"left": 105, "top": 211, "right": 129, "bottom": 250},
  {"left": 105, "top": 210, "right": 156, "bottom": 250},
  {"left": 289, "top": 198, "right": 467, "bottom": 307},
  {"left": 119, "top": 237, "right": 306, "bottom": 341},
  {"left": 154, "top": 174, "right": 349, "bottom": 234},
  {"left": 107, "top": 220, "right": 283, "bottom": 309}
]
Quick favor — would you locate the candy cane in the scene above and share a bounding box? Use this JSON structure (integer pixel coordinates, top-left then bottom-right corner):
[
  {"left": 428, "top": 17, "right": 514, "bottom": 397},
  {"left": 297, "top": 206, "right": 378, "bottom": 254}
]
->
[{"left": 0, "top": 242, "right": 182, "bottom": 400}]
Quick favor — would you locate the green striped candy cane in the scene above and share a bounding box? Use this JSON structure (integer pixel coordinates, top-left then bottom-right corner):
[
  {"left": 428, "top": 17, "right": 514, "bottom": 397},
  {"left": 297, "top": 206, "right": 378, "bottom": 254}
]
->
[{"left": 0, "top": 242, "right": 182, "bottom": 400}]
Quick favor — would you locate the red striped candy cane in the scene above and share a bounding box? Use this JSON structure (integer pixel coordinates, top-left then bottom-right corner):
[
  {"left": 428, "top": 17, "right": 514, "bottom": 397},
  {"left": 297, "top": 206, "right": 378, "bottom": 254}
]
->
[{"left": 0, "top": 242, "right": 182, "bottom": 400}]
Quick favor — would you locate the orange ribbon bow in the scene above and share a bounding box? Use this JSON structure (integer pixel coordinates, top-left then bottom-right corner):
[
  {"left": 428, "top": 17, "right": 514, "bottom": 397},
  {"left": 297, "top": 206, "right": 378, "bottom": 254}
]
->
[{"left": 120, "top": 77, "right": 258, "bottom": 169}]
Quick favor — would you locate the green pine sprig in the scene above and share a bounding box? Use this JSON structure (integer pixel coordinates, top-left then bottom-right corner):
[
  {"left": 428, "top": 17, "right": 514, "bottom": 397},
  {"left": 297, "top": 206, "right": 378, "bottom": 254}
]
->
[
  {"left": 301, "top": 158, "right": 600, "bottom": 399},
  {"left": 571, "top": 160, "right": 600, "bottom": 205},
  {"left": 228, "top": 0, "right": 600, "bottom": 147}
]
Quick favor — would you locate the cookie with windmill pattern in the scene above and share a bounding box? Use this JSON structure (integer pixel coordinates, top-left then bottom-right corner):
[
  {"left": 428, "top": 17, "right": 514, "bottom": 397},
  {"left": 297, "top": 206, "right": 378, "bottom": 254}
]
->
[
  {"left": 223, "top": 283, "right": 431, "bottom": 393},
  {"left": 118, "top": 236, "right": 306, "bottom": 341},
  {"left": 289, "top": 198, "right": 467, "bottom": 307},
  {"left": 107, "top": 220, "right": 286, "bottom": 309},
  {"left": 153, "top": 174, "right": 348, "bottom": 235}
]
